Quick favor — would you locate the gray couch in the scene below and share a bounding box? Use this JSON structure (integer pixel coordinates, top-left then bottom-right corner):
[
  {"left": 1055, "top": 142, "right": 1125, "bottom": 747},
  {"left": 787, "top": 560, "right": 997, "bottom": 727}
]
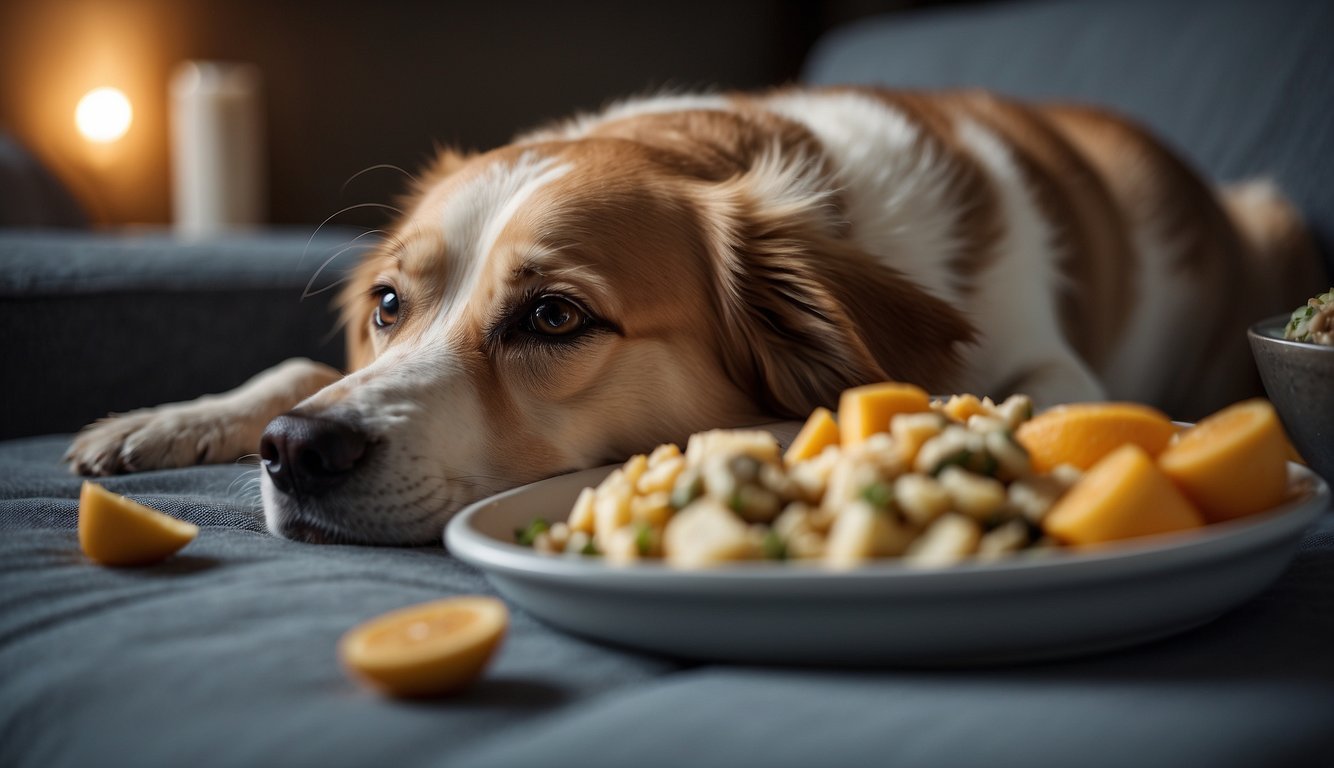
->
[{"left": 3, "top": 1, "right": 1332, "bottom": 766}]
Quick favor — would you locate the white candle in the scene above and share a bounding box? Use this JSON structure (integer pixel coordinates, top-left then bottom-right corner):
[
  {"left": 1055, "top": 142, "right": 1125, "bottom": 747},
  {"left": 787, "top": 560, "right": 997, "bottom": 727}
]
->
[{"left": 170, "top": 61, "right": 265, "bottom": 235}]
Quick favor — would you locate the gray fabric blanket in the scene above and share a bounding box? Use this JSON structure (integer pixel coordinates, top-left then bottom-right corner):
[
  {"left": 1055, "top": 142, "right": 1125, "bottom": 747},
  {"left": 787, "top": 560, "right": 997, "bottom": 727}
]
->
[{"left": 2, "top": 435, "right": 1332, "bottom": 767}]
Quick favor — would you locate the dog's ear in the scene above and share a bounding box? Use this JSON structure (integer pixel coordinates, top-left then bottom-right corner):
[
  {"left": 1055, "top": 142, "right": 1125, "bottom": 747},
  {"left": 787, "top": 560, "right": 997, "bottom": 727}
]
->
[{"left": 703, "top": 154, "right": 976, "bottom": 417}]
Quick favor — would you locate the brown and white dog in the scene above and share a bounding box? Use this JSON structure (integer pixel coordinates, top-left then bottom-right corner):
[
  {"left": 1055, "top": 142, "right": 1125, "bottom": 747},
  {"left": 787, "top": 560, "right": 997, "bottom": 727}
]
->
[{"left": 66, "top": 87, "right": 1319, "bottom": 544}]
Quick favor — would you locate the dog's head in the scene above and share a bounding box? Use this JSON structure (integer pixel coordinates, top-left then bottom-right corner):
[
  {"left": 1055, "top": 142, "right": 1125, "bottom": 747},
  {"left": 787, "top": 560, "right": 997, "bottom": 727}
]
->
[{"left": 262, "top": 109, "right": 974, "bottom": 544}]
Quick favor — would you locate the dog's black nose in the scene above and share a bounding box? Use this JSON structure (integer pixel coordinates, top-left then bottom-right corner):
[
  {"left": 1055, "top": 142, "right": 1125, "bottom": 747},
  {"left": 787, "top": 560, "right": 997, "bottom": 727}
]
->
[{"left": 260, "top": 414, "right": 369, "bottom": 497}]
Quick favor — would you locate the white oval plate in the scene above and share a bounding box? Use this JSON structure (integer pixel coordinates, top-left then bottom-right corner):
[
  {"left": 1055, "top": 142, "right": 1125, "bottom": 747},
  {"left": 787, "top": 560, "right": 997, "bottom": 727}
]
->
[{"left": 446, "top": 464, "right": 1329, "bottom": 666}]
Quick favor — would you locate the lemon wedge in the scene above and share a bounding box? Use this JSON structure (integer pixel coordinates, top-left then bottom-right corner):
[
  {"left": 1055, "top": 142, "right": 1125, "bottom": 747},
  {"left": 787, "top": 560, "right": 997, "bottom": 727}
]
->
[
  {"left": 78, "top": 481, "right": 199, "bottom": 566},
  {"left": 339, "top": 596, "right": 508, "bottom": 698}
]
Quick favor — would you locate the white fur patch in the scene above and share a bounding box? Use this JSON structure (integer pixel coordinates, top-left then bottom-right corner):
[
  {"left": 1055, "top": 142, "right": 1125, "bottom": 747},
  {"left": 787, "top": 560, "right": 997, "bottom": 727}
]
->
[
  {"left": 523, "top": 93, "right": 733, "bottom": 142},
  {"left": 947, "top": 118, "right": 1103, "bottom": 404},
  {"left": 435, "top": 151, "right": 571, "bottom": 317},
  {"left": 760, "top": 90, "right": 966, "bottom": 305}
]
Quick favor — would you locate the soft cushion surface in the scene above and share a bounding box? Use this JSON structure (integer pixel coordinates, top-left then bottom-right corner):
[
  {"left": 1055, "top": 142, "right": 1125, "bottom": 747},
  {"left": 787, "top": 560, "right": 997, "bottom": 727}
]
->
[
  {"left": 2, "top": 435, "right": 1332, "bottom": 767},
  {"left": 0, "top": 230, "right": 364, "bottom": 439}
]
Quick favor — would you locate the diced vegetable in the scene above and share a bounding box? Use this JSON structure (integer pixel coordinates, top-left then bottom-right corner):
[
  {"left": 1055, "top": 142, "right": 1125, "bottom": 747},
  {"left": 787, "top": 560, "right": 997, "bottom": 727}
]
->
[
  {"left": 837, "top": 382, "right": 931, "bottom": 448},
  {"left": 1015, "top": 402, "right": 1177, "bottom": 472},
  {"left": 1044, "top": 445, "right": 1204, "bottom": 545},
  {"left": 784, "top": 407, "right": 840, "bottom": 464},
  {"left": 1157, "top": 399, "right": 1290, "bottom": 522},
  {"left": 663, "top": 499, "right": 756, "bottom": 568}
]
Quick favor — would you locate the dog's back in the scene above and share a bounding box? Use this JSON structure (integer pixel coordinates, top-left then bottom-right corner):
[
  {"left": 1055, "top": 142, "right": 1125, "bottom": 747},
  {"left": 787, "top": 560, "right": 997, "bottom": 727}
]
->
[{"left": 543, "top": 87, "right": 1319, "bottom": 419}]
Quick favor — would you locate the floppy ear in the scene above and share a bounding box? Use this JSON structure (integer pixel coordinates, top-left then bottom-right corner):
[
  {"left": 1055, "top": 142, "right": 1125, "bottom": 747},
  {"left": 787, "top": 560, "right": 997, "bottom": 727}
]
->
[{"left": 703, "top": 154, "right": 976, "bottom": 417}]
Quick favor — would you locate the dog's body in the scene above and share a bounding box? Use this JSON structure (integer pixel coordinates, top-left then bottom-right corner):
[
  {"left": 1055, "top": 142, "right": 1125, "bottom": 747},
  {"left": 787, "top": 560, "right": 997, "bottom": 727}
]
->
[{"left": 67, "top": 87, "right": 1318, "bottom": 544}]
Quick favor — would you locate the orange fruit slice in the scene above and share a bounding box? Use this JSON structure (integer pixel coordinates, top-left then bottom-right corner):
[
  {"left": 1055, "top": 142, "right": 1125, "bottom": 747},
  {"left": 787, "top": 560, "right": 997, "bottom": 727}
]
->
[
  {"left": 784, "top": 407, "right": 840, "bottom": 463},
  {"left": 940, "top": 393, "right": 987, "bottom": 423},
  {"left": 1044, "top": 444, "right": 1204, "bottom": 545},
  {"left": 78, "top": 481, "right": 199, "bottom": 566},
  {"left": 1157, "top": 399, "right": 1290, "bottom": 523},
  {"left": 339, "top": 596, "right": 507, "bottom": 698},
  {"left": 1014, "top": 402, "right": 1177, "bottom": 473},
  {"left": 838, "top": 382, "right": 930, "bottom": 447}
]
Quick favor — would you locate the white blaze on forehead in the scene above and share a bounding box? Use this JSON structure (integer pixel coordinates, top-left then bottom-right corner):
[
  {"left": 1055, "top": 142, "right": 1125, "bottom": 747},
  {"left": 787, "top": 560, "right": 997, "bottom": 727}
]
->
[{"left": 434, "top": 151, "right": 573, "bottom": 315}]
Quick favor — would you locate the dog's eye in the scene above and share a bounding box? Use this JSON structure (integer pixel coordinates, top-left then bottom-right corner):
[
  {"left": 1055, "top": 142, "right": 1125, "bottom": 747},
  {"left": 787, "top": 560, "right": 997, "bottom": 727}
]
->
[
  {"left": 526, "top": 296, "right": 586, "bottom": 337},
  {"left": 374, "top": 290, "right": 400, "bottom": 329}
]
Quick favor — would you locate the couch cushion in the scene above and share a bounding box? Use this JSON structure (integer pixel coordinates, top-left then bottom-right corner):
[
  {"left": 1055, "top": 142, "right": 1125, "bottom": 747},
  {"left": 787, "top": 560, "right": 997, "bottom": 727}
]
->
[
  {"left": 0, "top": 230, "right": 367, "bottom": 439},
  {"left": 2, "top": 434, "right": 1333, "bottom": 767},
  {"left": 0, "top": 134, "right": 88, "bottom": 228}
]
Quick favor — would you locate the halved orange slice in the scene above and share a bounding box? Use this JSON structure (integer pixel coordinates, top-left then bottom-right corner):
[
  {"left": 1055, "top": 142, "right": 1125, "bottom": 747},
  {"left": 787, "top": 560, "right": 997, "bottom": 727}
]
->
[
  {"left": 339, "top": 596, "right": 507, "bottom": 698},
  {"left": 784, "top": 406, "right": 840, "bottom": 464},
  {"left": 78, "top": 481, "right": 199, "bottom": 566},
  {"left": 838, "top": 382, "right": 931, "bottom": 447},
  {"left": 1015, "top": 402, "right": 1177, "bottom": 473},
  {"left": 1158, "top": 399, "right": 1290, "bottom": 522},
  {"left": 1044, "top": 444, "right": 1204, "bottom": 545}
]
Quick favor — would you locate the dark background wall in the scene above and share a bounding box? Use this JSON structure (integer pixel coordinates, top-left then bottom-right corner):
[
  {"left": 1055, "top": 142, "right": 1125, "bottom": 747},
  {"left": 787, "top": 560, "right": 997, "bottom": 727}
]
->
[{"left": 0, "top": 0, "right": 969, "bottom": 231}]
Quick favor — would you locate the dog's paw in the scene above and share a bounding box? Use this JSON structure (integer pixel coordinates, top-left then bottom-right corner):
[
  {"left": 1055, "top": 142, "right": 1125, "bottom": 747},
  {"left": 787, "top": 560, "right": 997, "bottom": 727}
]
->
[{"left": 65, "top": 400, "right": 255, "bottom": 476}]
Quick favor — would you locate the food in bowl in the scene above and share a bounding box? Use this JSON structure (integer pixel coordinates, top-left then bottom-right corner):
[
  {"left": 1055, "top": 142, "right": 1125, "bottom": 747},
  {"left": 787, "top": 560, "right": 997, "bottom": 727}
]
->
[
  {"left": 1283, "top": 288, "right": 1334, "bottom": 345},
  {"left": 516, "top": 385, "right": 1295, "bottom": 569}
]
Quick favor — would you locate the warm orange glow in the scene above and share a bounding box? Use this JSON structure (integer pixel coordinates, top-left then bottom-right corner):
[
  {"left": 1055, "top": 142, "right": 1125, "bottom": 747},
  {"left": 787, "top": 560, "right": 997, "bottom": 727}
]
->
[{"left": 75, "top": 87, "right": 133, "bottom": 143}]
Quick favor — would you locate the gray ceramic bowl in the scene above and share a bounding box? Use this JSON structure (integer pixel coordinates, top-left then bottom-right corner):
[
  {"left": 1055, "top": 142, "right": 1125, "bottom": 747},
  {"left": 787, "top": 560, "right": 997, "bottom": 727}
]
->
[{"left": 1248, "top": 315, "right": 1334, "bottom": 484}]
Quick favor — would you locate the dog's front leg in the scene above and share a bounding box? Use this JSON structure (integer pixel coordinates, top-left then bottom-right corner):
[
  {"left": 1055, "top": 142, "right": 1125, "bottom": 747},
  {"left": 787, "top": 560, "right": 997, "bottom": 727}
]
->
[{"left": 65, "top": 358, "right": 342, "bottom": 475}]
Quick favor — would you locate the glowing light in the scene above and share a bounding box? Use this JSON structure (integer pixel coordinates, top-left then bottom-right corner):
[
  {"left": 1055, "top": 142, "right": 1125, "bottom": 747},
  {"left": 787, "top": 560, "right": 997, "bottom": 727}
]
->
[{"left": 75, "top": 87, "right": 133, "bottom": 143}]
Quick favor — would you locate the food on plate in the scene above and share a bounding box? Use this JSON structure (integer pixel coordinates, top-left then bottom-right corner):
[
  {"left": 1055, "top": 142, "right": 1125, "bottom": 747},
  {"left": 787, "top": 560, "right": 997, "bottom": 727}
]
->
[
  {"left": 518, "top": 386, "right": 1301, "bottom": 569},
  {"left": 339, "top": 596, "right": 507, "bottom": 698},
  {"left": 1014, "top": 402, "right": 1177, "bottom": 472},
  {"left": 1283, "top": 288, "right": 1334, "bottom": 345},
  {"left": 837, "top": 382, "right": 931, "bottom": 447},
  {"left": 1044, "top": 445, "right": 1204, "bottom": 545},
  {"left": 783, "top": 406, "right": 840, "bottom": 463},
  {"left": 1158, "top": 399, "right": 1290, "bottom": 522},
  {"left": 78, "top": 481, "right": 199, "bottom": 566},
  {"left": 524, "top": 389, "right": 1069, "bottom": 568}
]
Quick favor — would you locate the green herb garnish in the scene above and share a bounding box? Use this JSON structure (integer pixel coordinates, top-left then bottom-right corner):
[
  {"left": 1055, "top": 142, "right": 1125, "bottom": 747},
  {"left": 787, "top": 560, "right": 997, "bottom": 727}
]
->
[
  {"left": 635, "top": 525, "right": 654, "bottom": 556},
  {"left": 761, "top": 530, "right": 787, "bottom": 561},
  {"left": 859, "top": 481, "right": 893, "bottom": 509},
  {"left": 514, "top": 517, "right": 550, "bottom": 547},
  {"left": 930, "top": 449, "right": 973, "bottom": 477}
]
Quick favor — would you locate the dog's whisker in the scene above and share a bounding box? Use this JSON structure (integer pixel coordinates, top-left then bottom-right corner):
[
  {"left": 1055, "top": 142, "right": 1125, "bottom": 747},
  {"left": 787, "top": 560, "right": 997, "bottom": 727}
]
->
[
  {"left": 340, "top": 163, "right": 418, "bottom": 196},
  {"left": 301, "top": 202, "right": 405, "bottom": 267},
  {"left": 302, "top": 230, "right": 388, "bottom": 300},
  {"left": 226, "top": 464, "right": 265, "bottom": 501}
]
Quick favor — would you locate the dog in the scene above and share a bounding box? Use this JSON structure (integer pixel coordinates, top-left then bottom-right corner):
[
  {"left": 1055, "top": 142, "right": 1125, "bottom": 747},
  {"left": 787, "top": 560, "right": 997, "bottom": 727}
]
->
[{"left": 65, "top": 87, "right": 1320, "bottom": 545}]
